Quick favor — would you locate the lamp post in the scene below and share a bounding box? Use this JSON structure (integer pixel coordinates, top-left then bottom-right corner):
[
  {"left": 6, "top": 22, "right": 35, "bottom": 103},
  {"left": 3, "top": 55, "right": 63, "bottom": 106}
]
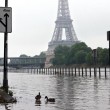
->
[
  {"left": 107, "top": 31, "right": 110, "bottom": 66},
  {"left": 3, "top": 0, "right": 8, "bottom": 93}
]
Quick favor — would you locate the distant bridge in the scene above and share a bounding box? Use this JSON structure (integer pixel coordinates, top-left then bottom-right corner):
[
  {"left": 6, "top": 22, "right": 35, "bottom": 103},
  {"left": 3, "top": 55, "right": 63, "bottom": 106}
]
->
[{"left": 0, "top": 57, "right": 46, "bottom": 68}]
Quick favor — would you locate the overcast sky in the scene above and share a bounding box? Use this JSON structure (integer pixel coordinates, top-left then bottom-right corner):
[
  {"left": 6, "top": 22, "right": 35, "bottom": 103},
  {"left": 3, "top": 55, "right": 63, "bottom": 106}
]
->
[{"left": 0, "top": 0, "right": 110, "bottom": 57}]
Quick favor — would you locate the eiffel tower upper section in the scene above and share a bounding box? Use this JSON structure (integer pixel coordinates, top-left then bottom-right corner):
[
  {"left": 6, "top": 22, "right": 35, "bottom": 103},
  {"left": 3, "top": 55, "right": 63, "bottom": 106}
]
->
[{"left": 47, "top": 0, "right": 80, "bottom": 55}]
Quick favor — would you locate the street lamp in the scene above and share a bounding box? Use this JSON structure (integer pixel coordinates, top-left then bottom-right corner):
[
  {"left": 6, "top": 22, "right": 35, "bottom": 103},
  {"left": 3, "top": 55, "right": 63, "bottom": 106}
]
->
[{"left": 107, "top": 31, "right": 110, "bottom": 66}]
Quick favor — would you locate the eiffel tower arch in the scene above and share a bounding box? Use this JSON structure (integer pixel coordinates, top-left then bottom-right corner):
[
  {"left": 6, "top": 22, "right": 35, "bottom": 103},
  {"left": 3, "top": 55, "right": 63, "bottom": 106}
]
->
[{"left": 45, "top": 0, "right": 80, "bottom": 67}]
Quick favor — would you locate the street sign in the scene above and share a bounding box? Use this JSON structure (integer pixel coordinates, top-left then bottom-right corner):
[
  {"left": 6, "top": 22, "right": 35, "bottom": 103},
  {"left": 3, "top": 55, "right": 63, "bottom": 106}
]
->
[{"left": 0, "top": 7, "right": 12, "bottom": 33}]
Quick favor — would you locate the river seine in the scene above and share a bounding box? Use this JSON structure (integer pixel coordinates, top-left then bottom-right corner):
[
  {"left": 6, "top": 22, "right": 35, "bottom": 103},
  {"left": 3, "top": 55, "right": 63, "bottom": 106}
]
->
[{"left": 0, "top": 71, "right": 110, "bottom": 110}]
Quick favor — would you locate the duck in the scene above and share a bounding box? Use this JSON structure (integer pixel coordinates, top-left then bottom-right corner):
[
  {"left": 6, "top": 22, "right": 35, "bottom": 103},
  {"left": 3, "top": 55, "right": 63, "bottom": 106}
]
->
[
  {"left": 35, "top": 92, "right": 41, "bottom": 101},
  {"left": 45, "top": 96, "right": 55, "bottom": 102}
]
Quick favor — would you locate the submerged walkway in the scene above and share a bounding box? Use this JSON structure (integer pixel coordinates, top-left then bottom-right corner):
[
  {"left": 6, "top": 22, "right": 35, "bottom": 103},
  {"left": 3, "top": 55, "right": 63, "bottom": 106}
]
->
[{"left": 0, "top": 67, "right": 109, "bottom": 78}]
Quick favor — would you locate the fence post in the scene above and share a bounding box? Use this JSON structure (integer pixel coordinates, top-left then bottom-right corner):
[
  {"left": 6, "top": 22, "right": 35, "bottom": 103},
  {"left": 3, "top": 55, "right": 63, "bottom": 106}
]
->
[
  {"left": 75, "top": 67, "right": 76, "bottom": 76},
  {"left": 79, "top": 67, "right": 80, "bottom": 76},
  {"left": 94, "top": 67, "right": 97, "bottom": 77},
  {"left": 105, "top": 67, "right": 107, "bottom": 78},
  {"left": 60, "top": 68, "right": 61, "bottom": 75},
  {"left": 90, "top": 67, "right": 91, "bottom": 77},
  {"left": 99, "top": 67, "right": 101, "bottom": 78},
  {"left": 46, "top": 68, "right": 47, "bottom": 74},
  {"left": 85, "top": 67, "right": 87, "bottom": 76},
  {"left": 82, "top": 67, "right": 83, "bottom": 76},
  {"left": 71, "top": 68, "right": 73, "bottom": 76}
]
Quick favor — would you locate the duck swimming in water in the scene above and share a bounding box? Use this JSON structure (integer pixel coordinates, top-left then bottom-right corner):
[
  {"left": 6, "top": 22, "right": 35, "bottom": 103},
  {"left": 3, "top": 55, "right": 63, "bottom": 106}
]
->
[
  {"left": 35, "top": 92, "right": 41, "bottom": 101},
  {"left": 45, "top": 96, "right": 55, "bottom": 102}
]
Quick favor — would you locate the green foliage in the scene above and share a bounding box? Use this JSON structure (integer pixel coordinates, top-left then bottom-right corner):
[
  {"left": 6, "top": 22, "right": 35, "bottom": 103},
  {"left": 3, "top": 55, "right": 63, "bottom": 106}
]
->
[
  {"left": 52, "top": 45, "right": 70, "bottom": 65},
  {"left": 51, "top": 42, "right": 109, "bottom": 66},
  {"left": 39, "top": 52, "right": 46, "bottom": 57},
  {"left": 19, "top": 54, "right": 29, "bottom": 58},
  {"left": 86, "top": 52, "right": 93, "bottom": 65},
  {"left": 67, "top": 42, "right": 91, "bottom": 65},
  {"left": 75, "top": 50, "right": 87, "bottom": 64},
  {"left": 97, "top": 47, "right": 109, "bottom": 65}
]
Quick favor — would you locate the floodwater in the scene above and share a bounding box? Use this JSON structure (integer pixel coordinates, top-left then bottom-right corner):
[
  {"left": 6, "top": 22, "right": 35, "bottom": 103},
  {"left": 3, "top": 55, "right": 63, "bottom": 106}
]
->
[{"left": 0, "top": 71, "right": 110, "bottom": 110}]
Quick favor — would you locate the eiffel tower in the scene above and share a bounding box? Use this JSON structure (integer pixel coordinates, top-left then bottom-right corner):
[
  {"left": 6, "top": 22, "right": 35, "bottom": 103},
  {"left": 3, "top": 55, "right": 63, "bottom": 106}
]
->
[
  {"left": 45, "top": 0, "right": 80, "bottom": 67},
  {"left": 47, "top": 0, "right": 80, "bottom": 55}
]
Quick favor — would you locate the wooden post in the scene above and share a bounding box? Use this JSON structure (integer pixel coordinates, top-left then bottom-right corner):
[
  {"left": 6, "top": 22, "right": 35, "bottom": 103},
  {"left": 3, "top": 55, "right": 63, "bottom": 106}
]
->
[
  {"left": 31, "top": 68, "right": 32, "bottom": 73},
  {"left": 79, "top": 67, "right": 80, "bottom": 76},
  {"left": 36, "top": 68, "right": 38, "bottom": 73},
  {"left": 65, "top": 68, "right": 67, "bottom": 75},
  {"left": 75, "top": 67, "right": 76, "bottom": 76},
  {"left": 54, "top": 68, "right": 56, "bottom": 75},
  {"left": 64, "top": 68, "right": 65, "bottom": 75},
  {"left": 85, "top": 67, "right": 87, "bottom": 76},
  {"left": 71, "top": 68, "right": 73, "bottom": 76},
  {"left": 34, "top": 69, "right": 35, "bottom": 74},
  {"left": 68, "top": 68, "right": 70, "bottom": 75},
  {"left": 82, "top": 67, "right": 83, "bottom": 76},
  {"left": 90, "top": 67, "right": 91, "bottom": 77},
  {"left": 60, "top": 68, "right": 61, "bottom": 75},
  {"left": 47, "top": 68, "right": 49, "bottom": 74},
  {"left": 52, "top": 68, "right": 54, "bottom": 75},
  {"left": 49, "top": 68, "right": 50, "bottom": 75},
  {"left": 94, "top": 67, "right": 96, "bottom": 77},
  {"left": 99, "top": 67, "right": 101, "bottom": 77},
  {"left": 105, "top": 67, "right": 107, "bottom": 78}
]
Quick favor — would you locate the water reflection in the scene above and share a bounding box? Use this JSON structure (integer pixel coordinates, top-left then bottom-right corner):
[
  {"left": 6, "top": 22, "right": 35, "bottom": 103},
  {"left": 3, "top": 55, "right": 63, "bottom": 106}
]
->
[
  {"left": 56, "top": 76, "right": 77, "bottom": 109},
  {"left": 35, "top": 100, "right": 41, "bottom": 106},
  {"left": 4, "top": 103, "right": 13, "bottom": 110},
  {"left": 4, "top": 104, "right": 10, "bottom": 110}
]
